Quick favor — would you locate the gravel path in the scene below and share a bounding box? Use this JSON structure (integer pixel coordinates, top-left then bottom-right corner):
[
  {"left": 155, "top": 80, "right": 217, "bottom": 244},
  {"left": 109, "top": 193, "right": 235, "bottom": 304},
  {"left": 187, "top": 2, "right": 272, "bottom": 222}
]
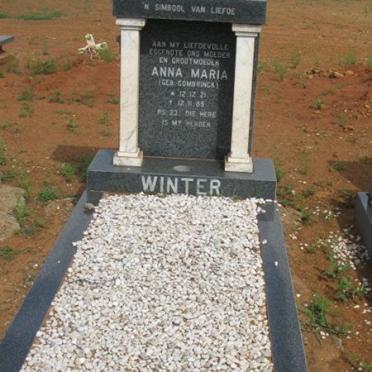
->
[{"left": 22, "top": 194, "right": 273, "bottom": 372}]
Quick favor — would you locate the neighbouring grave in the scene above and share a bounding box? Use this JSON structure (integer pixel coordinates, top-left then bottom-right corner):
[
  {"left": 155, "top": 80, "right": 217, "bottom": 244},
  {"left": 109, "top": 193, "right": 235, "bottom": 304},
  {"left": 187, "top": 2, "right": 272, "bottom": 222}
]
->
[
  {"left": 87, "top": 0, "right": 276, "bottom": 201},
  {"left": 0, "top": 1, "right": 308, "bottom": 371},
  {"left": 0, "top": 35, "right": 14, "bottom": 63},
  {"left": 356, "top": 181, "right": 372, "bottom": 257}
]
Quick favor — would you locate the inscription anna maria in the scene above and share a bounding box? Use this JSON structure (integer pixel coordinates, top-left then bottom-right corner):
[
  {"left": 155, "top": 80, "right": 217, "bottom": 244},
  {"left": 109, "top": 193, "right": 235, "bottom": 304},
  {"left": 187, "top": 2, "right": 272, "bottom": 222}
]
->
[
  {"left": 152, "top": 66, "right": 228, "bottom": 81},
  {"left": 139, "top": 20, "right": 235, "bottom": 159}
]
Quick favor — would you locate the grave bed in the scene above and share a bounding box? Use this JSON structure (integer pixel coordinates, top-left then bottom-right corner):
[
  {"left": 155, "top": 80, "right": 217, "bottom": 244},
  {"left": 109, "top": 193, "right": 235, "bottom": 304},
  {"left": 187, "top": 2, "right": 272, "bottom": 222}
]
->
[{"left": 0, "top": 192, "right": 307, "bottom": 372}]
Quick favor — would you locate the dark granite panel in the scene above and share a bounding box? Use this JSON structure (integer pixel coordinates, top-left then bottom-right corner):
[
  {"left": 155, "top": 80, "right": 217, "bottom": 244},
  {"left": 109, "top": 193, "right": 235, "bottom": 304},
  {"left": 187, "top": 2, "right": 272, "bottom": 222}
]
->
[
  {"left": 258, "top": 205, "right": 308, "bottom": 372},
  {"left": 113, "top": 0, "right": 267, "bottom": 25},
  {"left": 139, "top": 20, "right": 235, "bottom": 160},
  {"left": 0, "top": 193, "right": 94, "bottom": 372},
  {"left": 369, "top": 181, "right": 372, "bottom": 204},
  {"left": 355, "top": 192, "right": 372, "bottom": 258},
  {"left": 87, "top": 150, "right": 277, "bottom": 200}
]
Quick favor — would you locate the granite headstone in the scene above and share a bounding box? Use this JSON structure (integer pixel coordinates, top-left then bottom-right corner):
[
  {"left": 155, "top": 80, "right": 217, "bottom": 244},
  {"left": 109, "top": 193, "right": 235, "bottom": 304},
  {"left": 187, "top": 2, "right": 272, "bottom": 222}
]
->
[{"left": 89, "top": 0, "right": 274, "bottom": 198}]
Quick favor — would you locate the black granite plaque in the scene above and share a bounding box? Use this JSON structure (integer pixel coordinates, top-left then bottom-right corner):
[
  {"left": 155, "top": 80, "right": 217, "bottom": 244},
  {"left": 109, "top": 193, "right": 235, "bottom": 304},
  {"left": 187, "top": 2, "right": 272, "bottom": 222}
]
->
[
  {"left": 113, "top": 0, "right": 267, "bottom": 25},
  {"left": 139, "top": 20, "right": 235, "bottom": 159}
]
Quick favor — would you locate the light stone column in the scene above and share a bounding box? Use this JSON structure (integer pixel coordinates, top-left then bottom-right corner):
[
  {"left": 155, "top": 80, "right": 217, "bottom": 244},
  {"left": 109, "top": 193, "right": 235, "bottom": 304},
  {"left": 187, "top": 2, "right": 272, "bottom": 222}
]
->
[
  {"left": 113, "top": 18, "right": 146, "bottom": 167},
  {"left": 225, "top": 25, "right": 261, "bottom": 173}
]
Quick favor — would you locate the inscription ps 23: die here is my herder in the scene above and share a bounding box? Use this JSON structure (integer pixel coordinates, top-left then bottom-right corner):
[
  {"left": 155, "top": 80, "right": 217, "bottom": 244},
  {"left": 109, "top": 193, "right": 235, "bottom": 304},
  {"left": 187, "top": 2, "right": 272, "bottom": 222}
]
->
[{"left": 150, "top": 3, "right": 236, "bottom": 16}]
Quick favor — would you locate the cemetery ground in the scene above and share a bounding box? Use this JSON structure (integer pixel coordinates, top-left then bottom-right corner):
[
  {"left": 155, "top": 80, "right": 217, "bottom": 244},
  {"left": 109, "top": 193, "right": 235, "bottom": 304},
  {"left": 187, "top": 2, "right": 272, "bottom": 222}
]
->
[{"left": 0, "top": 0, "right": 371, "bottom": 370}]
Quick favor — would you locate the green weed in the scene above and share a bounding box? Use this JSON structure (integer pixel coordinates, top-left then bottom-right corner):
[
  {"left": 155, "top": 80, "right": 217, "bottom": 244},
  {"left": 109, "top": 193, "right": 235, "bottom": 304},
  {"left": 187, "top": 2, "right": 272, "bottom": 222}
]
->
[
  {"left": 346, "top": 353, "right": 372, "bottom": 371},
  {"left": 19, "top": 103, "right": 34, "bottom": 118},
  {"left": 99, "top": 111, "right": 109, "bottom": 126},
  {"left": 0, "top": 138, "right": 6, "bottom": 165},
  {"left": 71, "top": 92, "right": 94, "bottom": 107},
  {"left": 303, "top": 293, "right": 349, "bottom": 337},
  {"left": 1, "top": 120, "right": 14, "bottom": 130},
  {"left": 277, "top": 184, "right": 295, "bottom": 207},
  {"left": 339, "top": 189, "right": 355, "bottom": 209},
  {"left": 61, "top": 163, "right": 76, "bottom": 182},
  {"left": 330, "top": 161, "right": 346, "bottom": 172},
  {"left": 325, "top": 255, "right": 350, "bottom": 279},
  {"left": 16, "top": 11, "right": 62, "bottom": 21},
  {"left": 19, "top": 216, "right": 45, "bottom": 236},
  {"left": 2, "top": 169, "right": 15, "bottom": 181},
  {"left": 66, "top": 117, "right": 78, "bottom": 132},
  {"left": 38, "top": 185, "right": 59, "bottom": 202},
  {"left": 49, "top": 91, "right": 64, "bottom": 104},
  {"left": 297, "top": 205, "right": 312, "bottom": 224},
  {"left": 18, "top": 87, "right": 35, "bottom": 102},
  {"left": 272, "top": 59, "right": 287, "bottom": 81},
  {"left": 76, "top": 156, "right": 93, "bottom": 182},
  {"left": 275, "top": 166, "right": 284, "bottom": 183},
  {"left": 302, "top": 187, "right": 315, "bottom": 198},
  {"left": 15, "top": 199, "right": 29, "bottom": 226},
  {"left": 290, "top": 52, "right": 301, "bottom": 69},
  {"left": 336, "top": 112, "right": 348, "bottom": 128},
  {"left": 367, "top": 57, "right": 372, "bottom": 69},
  {"left": 313, "top": 97, "right": 324, "bottom": 111},
  {"left": 343, "top": 52, "right": 357, "bottom": 66},
  {"left": 336, "top": 276, "right": 367, "bottom": 303},
  {"left": 6, "top": 120, "right": 17, "bottom": 133},
  {"left": 0, "top": 56, "right": 21, "bottom": 76},
  {"left": 16, "top": 170, "right": 32, "bottom": 201},
  {"left": 97, "top": 47, "right": 114, "bottom": 63},
  {"left": 305, "top": 244, "right": 317, "bottom": 254},
  {"left": 106, "top": 94, "right": 119, "bottom": 105},
  {"left": 62, "top": 57, "right": 73, "bottom": 71},
  {"left": 0, "top": 246, "right": 14, "bottom": 261},
  {"left": 0, "top": 12, "right": 11, "bottom": 19},
  {"left": 27, "top": 58, "right": 56, "bottom": 75},
  {"left": 258, "top": 61, "right": 268, "bottom": 73}
]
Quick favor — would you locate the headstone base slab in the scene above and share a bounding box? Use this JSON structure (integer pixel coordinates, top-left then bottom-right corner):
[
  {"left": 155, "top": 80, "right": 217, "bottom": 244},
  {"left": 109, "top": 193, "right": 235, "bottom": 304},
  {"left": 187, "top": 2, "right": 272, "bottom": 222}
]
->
[
  {"left": 87, "top": 149, "right": 276, "bottom": 203},
  {"left": 356, "top": 192, "right": 372, "bottom": 257}
]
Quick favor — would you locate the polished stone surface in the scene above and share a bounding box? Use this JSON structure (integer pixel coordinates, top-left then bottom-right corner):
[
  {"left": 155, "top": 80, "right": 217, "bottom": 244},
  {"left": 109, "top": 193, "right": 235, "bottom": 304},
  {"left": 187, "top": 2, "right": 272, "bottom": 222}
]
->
[
  {"left": 87, "top": 150, "right": 277, "bottom": 202},
  {"left": 0, "top": 193, "right": 93, "bottom": 372},
  {"left": 258, "top": 204, "right": 308, "bottom": 372},
  {"left": 113, "top": 0, "right": 267, "bottom": 24},
  {"left": 356, "top": 192, "right": 372, "bottom": 258},
  {"left": 139, "top": 20, "right": 235, "bottom": 160}
]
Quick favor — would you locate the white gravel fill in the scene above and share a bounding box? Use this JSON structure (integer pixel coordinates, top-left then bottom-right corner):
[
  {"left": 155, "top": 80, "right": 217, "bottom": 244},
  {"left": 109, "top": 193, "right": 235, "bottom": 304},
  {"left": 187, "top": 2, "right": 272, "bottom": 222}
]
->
[{"left": 22, "top": 194, "right": 273, "bottom": 372}]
